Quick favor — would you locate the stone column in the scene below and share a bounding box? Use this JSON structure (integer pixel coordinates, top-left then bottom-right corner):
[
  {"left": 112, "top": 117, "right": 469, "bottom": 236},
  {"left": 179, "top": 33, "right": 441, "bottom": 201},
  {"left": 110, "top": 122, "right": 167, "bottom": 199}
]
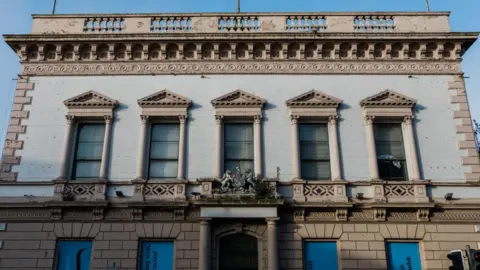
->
[
  {"left": 99, "top": 115, "right": 113, "bottom": 180},
  {"left": 290, "top": 115, "right": 301, "bottom": 179},
  {"left": 365, "top": 115, "right": 379, "bottom": 180},
  {"left": 328, "top": 115, "right": 342, "bottom": 180},
  {"left": 198, "top": 218, "right": 211, "bottom": 270},
  {"left": 59, "top": 115, "right": 75, "bottom": 179},
  {"left": 266, "top": 218, "right": 279, "bottom": 270},
  {"left": 214, "top": 115, "right": 223, "bottom": 178},
  {"left": 136, "top": 115, "right": 149, "bottom": 180},
  {"left": 404, "top": 115, "right": 421, "bottom": 180},
  {"left": 178, "top": 115, "right": 187, "bottom": 179},
  {"left": 253, "top": 115, "right": 262, "bottom": 177}
]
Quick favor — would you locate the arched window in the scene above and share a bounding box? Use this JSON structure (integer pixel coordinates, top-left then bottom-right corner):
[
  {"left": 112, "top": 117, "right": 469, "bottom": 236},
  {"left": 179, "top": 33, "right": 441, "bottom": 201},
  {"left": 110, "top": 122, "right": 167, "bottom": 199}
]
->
[
  {"left": 184, "top": 43, "right": 196, "bottom": 59},
  {"left": 166, "top": 43, "right": 179, "bottom": 59},
  {"left": 270, "top": 43, "right": 282, "bottom": 59},
  {"left": 132, "top": 44, "right": 143, "bottom": 60},
  {"left": 253, "top": 43, "right": 265, "bottom": 59},
  {"left": 148, "top": 43, "right": 161, "bottom": 60}
]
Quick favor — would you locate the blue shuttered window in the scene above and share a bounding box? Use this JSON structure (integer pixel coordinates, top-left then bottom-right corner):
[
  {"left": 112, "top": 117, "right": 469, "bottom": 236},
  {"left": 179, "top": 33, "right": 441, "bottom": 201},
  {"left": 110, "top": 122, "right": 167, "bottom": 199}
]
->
[
  {"left": 304, "top": 241, "right": 338, "bottom": 270},
  {"left": 386, "top": 242, "right": 422, "bottom": 270},
  {"left": 139, "top": 241, "right": 174, "bottom": 270},
  {"left": 56, "top": 240, "right": 92, "bottom": 270}
]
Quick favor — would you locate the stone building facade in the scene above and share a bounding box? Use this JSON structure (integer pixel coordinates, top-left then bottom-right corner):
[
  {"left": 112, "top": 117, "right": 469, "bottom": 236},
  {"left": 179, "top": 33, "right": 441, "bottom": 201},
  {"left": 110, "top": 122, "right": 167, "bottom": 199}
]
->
[{"left": 0, "top": 11, "right": 479, "bottom": 270}]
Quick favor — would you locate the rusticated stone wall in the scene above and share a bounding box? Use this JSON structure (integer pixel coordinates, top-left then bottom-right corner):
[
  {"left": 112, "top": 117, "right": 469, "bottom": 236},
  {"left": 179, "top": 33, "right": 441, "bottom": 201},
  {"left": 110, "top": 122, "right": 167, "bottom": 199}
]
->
[
  {"left": 0, "top": 221, "right": 479, "bottom": 270},
  {"left": 0, "top": 222, "right": 199, "bottom": 270}
]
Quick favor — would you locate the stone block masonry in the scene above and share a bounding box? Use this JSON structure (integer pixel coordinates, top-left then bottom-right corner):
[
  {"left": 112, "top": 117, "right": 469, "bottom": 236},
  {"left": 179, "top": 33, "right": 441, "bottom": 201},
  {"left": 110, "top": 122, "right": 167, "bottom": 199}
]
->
[
  {"left": 0, "top": 221, "right": 479, "bottom": 270},
  {"left": 0, "top": 222, "right": 199, "bottom": 270}
]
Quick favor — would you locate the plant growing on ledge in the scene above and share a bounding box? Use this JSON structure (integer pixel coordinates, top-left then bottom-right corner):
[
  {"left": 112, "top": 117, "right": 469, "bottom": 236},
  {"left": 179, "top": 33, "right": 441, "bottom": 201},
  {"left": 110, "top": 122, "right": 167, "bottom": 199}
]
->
[{"left": 474, "top": 119, "right": 479, "bottom": 152}]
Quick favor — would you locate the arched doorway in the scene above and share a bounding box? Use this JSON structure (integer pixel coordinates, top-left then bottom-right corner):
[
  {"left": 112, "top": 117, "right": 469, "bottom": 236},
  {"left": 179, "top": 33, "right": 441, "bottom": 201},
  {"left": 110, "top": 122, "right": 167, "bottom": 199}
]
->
[{"left": 219, "top": 233, "right": 258, "bottom": 270}]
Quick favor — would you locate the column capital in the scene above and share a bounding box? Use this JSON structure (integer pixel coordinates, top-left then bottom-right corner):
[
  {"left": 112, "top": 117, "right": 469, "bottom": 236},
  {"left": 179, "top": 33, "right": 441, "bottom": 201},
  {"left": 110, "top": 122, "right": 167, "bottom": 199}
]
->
[
  {"left": 290, "top": 114, "right": 299, "bottom": 125},
  {"left": 403, "top": 115, "right": 414, "bottom": 125},
  {"left": 140, "top": 115, "right": 149, "bottom": 124},
  {"left": 199, "top": 218, "right": 212, "bottom": 225},
  {"left": 253, "top": 114, "right": 262, "bottom": 124},
  {"left": 104, "top": 115, "right": 113, "bottom": 124},
  {"left": 65, "top": 115, "right": 75, "bottom": 125},
  {"left": 266, "top": 217, "right": 280, "bottom": 225},
  {"left": 215, "top": 114, "right": 223, "bottom": 124},
  {"left": 364, "top": 115, "right": 375, "bottom": 125},
  {"left": 328, "top": 115, "right": 339, "bottom": 126},
  {"left": 179, "top": 114, "right": 188, "bottom": 124}
]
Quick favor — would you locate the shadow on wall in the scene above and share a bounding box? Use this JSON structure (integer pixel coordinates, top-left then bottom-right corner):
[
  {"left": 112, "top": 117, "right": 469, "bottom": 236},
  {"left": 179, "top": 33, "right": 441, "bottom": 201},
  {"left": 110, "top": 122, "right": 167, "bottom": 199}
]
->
[{"left": 413, "top": 104, "right": 426, "bottom": 180}]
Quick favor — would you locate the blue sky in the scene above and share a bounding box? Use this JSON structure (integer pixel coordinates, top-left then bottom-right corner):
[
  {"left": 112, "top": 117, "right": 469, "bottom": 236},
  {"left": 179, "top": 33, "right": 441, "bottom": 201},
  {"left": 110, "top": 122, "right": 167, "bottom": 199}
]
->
[{"left": 0, "top": 0, "right": 479, "bottom": 151}]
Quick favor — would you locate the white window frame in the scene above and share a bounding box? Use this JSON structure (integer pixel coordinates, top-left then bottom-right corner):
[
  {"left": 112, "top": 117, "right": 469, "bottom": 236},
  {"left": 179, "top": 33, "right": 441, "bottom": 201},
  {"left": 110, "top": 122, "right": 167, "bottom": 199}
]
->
[{"left": 361, "top": 89, "right": 421, "bottom": 181}]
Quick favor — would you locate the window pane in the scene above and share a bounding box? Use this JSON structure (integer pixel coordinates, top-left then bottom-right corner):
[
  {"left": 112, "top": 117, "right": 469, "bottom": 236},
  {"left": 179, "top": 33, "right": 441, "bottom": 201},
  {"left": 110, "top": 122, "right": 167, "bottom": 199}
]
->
[
  {"left": 150, "top": 142, "right": 179, "bottom": 159},
  {"left": 224, "top": 160, "right": 254, "bottom": 174},
  {"left": 149, "top": 160, "right": 178, "bottom": 178},
  {"left": 74, "top": 161, "right": 101, "bottom": 179},
  {"left": 151, "top": 124, "right": 179, "bottom": 142},
  {"left": 378, "top": 160, "right": 407, "bottom": 180},
  {"left": 225, "top": 124, "right": 253, "bottom": 142},
  {"left": 299, "top": 124, "right": 328, "bottom": 142},
  {"left": 376, "top": 142, "right": 406, "bottom": 159},
  {"left": 374, "top": 124, "right": 403, "bottom": 142},
  {"left": 76, "top": 142, "right": 103, "bottom": 159},
  {"left": 301, "top": 161, "right": 331, "bottom": 180},
  {"left": 78, "top": 124, "right": 105, "bottom": 142},
  {"left": 225, "top": 142, "right": 254, "bottom": 159},
  {"left": 300, "top": 142, "right": 329, "bottom": 160}
]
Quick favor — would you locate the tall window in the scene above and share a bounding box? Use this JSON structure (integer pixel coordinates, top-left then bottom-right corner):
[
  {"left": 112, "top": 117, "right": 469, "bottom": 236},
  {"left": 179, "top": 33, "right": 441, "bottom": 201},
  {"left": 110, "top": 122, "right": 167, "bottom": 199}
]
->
[
  {"left": 374, "top": 123, "right": 407, "bottom": 180},
  {"left": 148, "top": 124, "right": 179, "bottom": 179},
  {"left": 299, "top": 124, "right": 330, "bottom": 180},
  {"left": 72, "top": 124, "right": 105, "bottom": 179},
  {"left": 224, "top": 124, "right": 254, "bottom": 174}
]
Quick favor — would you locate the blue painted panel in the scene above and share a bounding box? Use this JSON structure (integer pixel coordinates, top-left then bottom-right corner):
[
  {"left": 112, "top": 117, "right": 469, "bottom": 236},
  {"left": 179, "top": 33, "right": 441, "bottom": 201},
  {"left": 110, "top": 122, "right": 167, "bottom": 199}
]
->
[
  {"left": 386, "top": 242, "right": 422, "bottom": 270},
  {"left": 304, "top": 242, "right": 339, "bottom": 270},
  {"left": 57, "top": 241, "right": 92, "bottom": 270},
  {"left": 140, "top": 241, "right": 174, "bottom": 270}
]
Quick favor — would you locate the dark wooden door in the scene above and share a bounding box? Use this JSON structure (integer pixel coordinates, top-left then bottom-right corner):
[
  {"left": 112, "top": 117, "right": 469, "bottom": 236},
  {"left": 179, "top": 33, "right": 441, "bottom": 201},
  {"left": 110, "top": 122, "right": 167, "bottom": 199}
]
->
[{"left": 219, "top": 234, "right": 258, "bottom": 270}]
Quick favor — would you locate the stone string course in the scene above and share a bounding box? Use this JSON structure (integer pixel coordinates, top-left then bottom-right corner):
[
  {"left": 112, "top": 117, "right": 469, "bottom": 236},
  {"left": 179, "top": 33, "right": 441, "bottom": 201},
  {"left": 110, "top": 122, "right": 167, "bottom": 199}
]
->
[
  {"left": 0, "top": 77, "right": 34, "bottom": 181},
  {"left": 0, "top": 221, "right": 478, "bottom": 270}
]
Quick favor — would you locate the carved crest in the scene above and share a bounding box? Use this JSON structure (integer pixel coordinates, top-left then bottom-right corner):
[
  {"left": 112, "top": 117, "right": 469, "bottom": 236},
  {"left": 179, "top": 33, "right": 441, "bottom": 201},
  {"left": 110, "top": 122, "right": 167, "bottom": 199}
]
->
[
  {"left": 360, "top": 90, "right": 416, "bottom": 107},
  {"left": 63, "top": 90, "right": 118, "bottom": 108},
  {"left": 286, "top": 90, "right": 341, "bottom": 107},
  {"left": 211, "top": 89, "right": 265, "bottom": 107},
  {"left": 138, "top": 89, "right": 192, "bottom": 108}
]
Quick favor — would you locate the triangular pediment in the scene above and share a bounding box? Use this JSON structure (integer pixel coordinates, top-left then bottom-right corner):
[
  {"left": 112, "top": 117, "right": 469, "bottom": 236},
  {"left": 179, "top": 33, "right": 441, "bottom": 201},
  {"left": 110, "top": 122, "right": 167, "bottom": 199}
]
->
[
  {"left": 64, "top": 90, "right": 118, "bottom": 108},
  {"left": 360, "top": 90, "right": 416, "bottom": 107},
  {"left": 286, "top": 90, "right": 341, "bottom": 108},
  {"left": 211, "top": 89, "right": 265, "bottom": 107},
  {"left": 138, "top": 90, "right": 192, "bottom": 108}
]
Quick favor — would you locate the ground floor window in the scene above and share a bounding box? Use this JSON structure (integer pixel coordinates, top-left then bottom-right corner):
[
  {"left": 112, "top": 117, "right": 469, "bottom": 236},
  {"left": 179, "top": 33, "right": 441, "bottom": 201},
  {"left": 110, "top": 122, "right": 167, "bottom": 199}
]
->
[
  {"left": 386, "top": 242, "right": 422, "bottom": 270},
  {"left": 304, "top": 241, "right": 338, "bottom": 270},
  {"left": 55, "top": 240, "right": 92, "bottom": 270},
  {"left": 139, "top": 241, "right": 174, "bottom": 270}
]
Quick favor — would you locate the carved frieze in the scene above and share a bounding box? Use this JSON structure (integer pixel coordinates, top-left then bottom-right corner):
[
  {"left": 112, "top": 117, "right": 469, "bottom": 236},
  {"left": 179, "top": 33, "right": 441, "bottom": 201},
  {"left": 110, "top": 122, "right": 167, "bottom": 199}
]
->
[{"left": 21, "top": 61, "right": 461, "bottom": 76}]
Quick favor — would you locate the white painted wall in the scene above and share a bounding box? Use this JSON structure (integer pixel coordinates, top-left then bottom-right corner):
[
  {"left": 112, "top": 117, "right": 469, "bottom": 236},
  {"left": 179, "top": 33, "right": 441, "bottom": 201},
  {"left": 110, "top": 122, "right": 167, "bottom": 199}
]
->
[{"left": 12, "top": 75, "right": 464, "bottom": 182}]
